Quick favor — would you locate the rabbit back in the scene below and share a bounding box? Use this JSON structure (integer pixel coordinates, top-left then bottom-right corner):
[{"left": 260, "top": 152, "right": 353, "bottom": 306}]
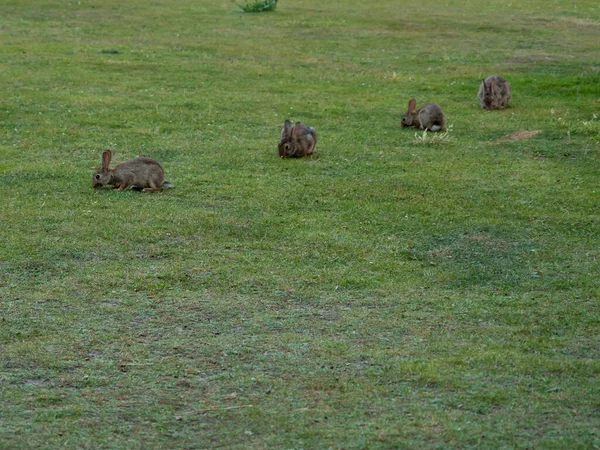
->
[
  {"left": 113, "top": 157, "right": 165, "bottom": 190},
  {"left": 418, "top": 103, "right": 446, "bottom": 131}
]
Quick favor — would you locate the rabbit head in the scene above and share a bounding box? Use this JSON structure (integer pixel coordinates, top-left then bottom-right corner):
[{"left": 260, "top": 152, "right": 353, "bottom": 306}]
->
[
  {"left": 92, "top": 150, "right": 114, "bottom": 188},
  {"left": 401, "top": 98, "right": 419, "bottom": 128}
]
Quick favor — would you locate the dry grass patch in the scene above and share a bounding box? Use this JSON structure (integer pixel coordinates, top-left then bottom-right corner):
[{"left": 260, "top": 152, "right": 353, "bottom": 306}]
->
[{"left": 495, "top": 130, "right": 543, "bottom": 143}]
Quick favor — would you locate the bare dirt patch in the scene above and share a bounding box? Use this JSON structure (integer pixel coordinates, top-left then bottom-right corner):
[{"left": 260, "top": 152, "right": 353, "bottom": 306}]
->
[
  {"left": 560, "top": 17, "right": 599, "bottom": 28},
  {"left": 495, "top": 130, "right": 543, "bottom": 143}
]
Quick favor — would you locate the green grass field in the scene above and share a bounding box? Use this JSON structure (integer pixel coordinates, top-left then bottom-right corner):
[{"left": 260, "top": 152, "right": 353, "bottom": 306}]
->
[{"left": 1, "top": 0, "right": 599, "bottom": 448}]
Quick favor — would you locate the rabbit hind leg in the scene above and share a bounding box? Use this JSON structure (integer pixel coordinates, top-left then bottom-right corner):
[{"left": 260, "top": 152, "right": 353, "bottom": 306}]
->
[{"left": 143, "top": 180, "right": 161, "bottom": 192}]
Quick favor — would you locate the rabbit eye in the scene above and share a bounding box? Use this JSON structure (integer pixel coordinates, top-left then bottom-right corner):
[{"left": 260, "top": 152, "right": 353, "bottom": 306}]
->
[
  {"left": 284, "top": 144, "right": 290, "bottom": 150},
  {"left": 95, "top": 174, "right": 101, "bottom": 180}
]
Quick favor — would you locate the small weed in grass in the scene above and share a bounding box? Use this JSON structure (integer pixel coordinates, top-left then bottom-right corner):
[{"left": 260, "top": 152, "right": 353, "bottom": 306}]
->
[
  {"left": 551, "top": 109, "right": 600, "bottom": 141},
  {"left": 580, "top": 114, "right": 600, "bottom": 141},
  {"left": 238, "top": 0, "right": 277, "bottom": 13},
  {"left": 412, "top": 125, "right": 453, "bottom": 145}
]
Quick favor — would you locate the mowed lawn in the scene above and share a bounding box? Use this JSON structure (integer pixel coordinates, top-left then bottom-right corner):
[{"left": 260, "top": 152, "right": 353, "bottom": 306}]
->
[{"left": 1, "top": 0, "right": 599, "bottom": 448}]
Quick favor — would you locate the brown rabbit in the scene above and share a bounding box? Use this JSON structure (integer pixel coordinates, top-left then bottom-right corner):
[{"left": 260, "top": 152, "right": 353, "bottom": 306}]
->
[
  {"left": 92, "top": 150, "right": 172, "bottom": 191},
  {"left": 478, "top": 75, "right": 512, "bottom": 110},
  {"left": 401, "top": 99, "right": 446, "bottom": 131},
  {"left": 278, "top": 120, "right": 318, "bottom": 158}
]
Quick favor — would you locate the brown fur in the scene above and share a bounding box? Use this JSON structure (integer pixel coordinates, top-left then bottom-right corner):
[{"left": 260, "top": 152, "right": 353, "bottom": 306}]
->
[
  {"left": 401, "top": 99, "right": 446, "bottom": 131},
  {"left": 478, "top": 75, "right": 512, "bottom": 110},
  {"left": 92, "top": 150, "right": 168, "bottom": 191},
  {"left": 278, "top": 120, "right": 318, "bottom": 158}
]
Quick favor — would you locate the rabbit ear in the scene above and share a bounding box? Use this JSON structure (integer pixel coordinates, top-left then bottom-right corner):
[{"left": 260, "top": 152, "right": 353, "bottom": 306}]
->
[
  {"left": 102, "top": 150, "right": 112, "bottom": 169},
  {"left": 485, "top": 79, "right": 493, "bottom": 92},
  {"left": 282, "top": 120, "right": 292, "bottom": 139},
  {"left": 292, "top": 122, "right": 302, "bottom": 137},
  {"left": 408, "top": 98, "right": 417, "bottom": 113}
]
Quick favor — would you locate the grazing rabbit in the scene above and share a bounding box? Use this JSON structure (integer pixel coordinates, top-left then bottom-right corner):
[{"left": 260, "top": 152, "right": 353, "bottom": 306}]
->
[
  {"left": 92, "top": 150, "right": 172, "bottom": 191},
  {"left": 278, "top": 120, "right": 317, "bottom": 158},
  {"left": 478, "top": 75, "right": 512, "bottom": 110},
  {"left": 401, "top": 99, "right": 446, "bottom": 131}
]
